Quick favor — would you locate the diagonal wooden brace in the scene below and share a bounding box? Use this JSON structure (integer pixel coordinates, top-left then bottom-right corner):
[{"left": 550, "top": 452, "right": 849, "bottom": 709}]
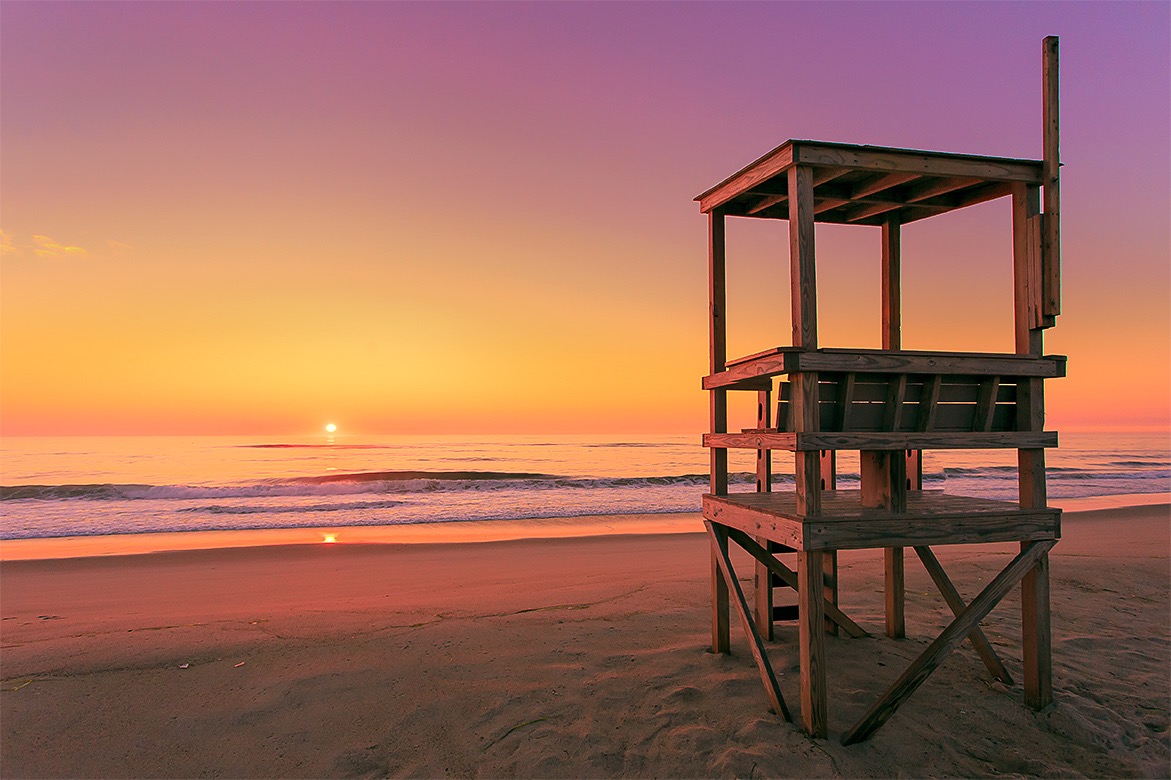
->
[
  {"left": 724, "top": 526, "right": 868, "bottom": 639},
  {"left": 915, "top": 546, "right": 1014, "bottom": 685},
  {"left": 841, "top": 540, "right": 1056, "bottom": 745},
  {"left": 704, "top": 521, "right": 793, "bottom": 721}
]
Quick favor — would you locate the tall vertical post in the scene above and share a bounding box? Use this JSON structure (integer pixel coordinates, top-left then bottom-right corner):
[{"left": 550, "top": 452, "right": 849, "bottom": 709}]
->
[
  {"left": 1014, "top": 176, "right": 1052, "bottom": 707},
  {"left": 754, "top": 388, "right": 775, "bottom": 639},
  {"left": 1042, "top": 35, "right": 1061, "bottom": 320},
  {"left": 870, "top": 217, "right": 907, "bottom": 638},
  {"left": 709, "top": 209, "right": 730, "bottom": 654},
  {"left": 789, "top": 163, "right": 827, "bottom": 738}
]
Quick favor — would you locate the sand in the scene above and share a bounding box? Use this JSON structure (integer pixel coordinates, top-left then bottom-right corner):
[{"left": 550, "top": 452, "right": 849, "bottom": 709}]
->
[{"left": 2, "top": 504, "right": 1168, "bottom": 778}]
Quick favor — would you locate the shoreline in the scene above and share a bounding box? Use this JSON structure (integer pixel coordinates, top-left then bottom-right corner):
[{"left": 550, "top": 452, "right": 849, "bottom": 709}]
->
[{"left": 1, "top": 492, "right": 1167, "bottom": 562}]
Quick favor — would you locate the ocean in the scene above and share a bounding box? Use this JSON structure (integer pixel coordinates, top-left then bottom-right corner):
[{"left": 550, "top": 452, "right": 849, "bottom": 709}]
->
[{"left": 1, "top": 432, "right": 1167, "bottom": 541}]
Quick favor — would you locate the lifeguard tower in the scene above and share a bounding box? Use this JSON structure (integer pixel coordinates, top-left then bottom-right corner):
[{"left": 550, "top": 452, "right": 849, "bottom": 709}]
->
[{"left": 698, "top": 38, "right": 1064, "bottom": 744}]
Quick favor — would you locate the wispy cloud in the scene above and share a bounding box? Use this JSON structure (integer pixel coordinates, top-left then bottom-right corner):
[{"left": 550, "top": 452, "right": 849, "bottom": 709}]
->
[
  {"left": 32, "top": 234, "right": 89, "bottom": 259},
  {"left": 0, "top": 230, "right": 19, "bottom": 256}
]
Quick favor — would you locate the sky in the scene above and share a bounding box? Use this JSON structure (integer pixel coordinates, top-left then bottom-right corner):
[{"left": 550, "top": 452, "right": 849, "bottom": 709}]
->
[{"left": 1, "top": 1, "right": 1168, "bottom": 436}]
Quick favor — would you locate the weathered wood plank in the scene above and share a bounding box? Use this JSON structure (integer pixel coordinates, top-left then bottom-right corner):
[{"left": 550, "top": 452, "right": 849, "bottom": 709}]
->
[
  {"left": 839, "top": 373, "right": 857, "bottom": 430},
  {"left": 791, "top": 143, "right": 1043, "bottom": 184},
  {"left": 1021, "top": 543, "right": 1053, "bottom": 708},
  {"left": 1043, "top": 36, "right": 1061, "bottom": 319},
  {"left": 840, "top": 540, "right": 1056, "bottom": 745},
  {"left": 914, "top": 546, "right": 1014, "bottom": 685},
  {"left": 703, "top": 431, "right": 1058, "bottom": 451},
  {"left": 884, "top": 375, "right": 908, "bottom": 431},
  {"left": 702, "top": 490, "right": 1061, "bottom": 551},
  {"left": 789, "top": 165, "right": 818, "bottom": 350},
  {"left": 974, "top": 377, "right": 1002, "bottom": 432},
  {"left": 708, "top": 209, "right": 730, "bottom": 654},
  {"left": 789, "top": 165, "right": 820, "bottom": 520},
  {"left": 798, "top": 549, "right": 828, "bottom": 738},
  {"left": 697, "top": 143, "right": 795, "bottom": 214},
  {"left": 705, "top": 522, "right": 792, "bottom": 720},
  {"left": 791, "top": 349, "right": 1065, "bottom": 377},
  {"left": 882, "top": 219, "right": 901, "bottom": 350},
  {"left": 918, "top": 375, "right": 942, "bottom": 431},
  {"left": 885, "top": 547, "right": 906, "bottom": 638},
  {"left": 754, "top": 388, "right": 774, "bottom": 640}
]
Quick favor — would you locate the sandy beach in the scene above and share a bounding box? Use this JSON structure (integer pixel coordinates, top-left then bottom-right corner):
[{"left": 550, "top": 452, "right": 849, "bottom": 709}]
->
[{"left": 2, "top": 503, "right": 1168, "bottom": 778}]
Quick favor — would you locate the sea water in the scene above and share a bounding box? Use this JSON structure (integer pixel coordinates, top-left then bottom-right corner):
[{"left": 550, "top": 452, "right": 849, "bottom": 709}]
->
[{"left": 0, "top": 431, "right": 1167, "bottom": 540}]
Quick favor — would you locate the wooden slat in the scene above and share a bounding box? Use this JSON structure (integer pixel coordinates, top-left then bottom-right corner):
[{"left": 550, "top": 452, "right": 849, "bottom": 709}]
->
[
  {"left": 973, "top": 377, "right": 1002, "bottom": 432},
  {"left": 839, "top": 373, "right": 857, "bottom": 430},
  {"left": 854, "top": 171, "right": 920, "bottom": 200},
  {"left": 724, "top": 526, "right": 867, "bottom": 638},
  {"left": 915, "top": 546, "right": 1014, "bottom": 685},
  {"left": 791, "top": 349, "right": 1065, "bottom": 377},
  {"left": 747, "top": 192, "right": 788, "bottom": 216},
  {"left": 902, "top": 175, "right": 982, "bottom": 203},
  {"left": 798, "top": 549, "right": 828, "bottom": 738},
  {"left": 918, "top": 375, "right": 942, "bottom": 431},
  {"left": 841, "top": 540, "right": 1056, "bottom": 745},
  {"left": 884, "top": 375, "right": 908, "bottom": 431},
  {"left": 705, "top": 522, "right": 792, "bottom": 721}
]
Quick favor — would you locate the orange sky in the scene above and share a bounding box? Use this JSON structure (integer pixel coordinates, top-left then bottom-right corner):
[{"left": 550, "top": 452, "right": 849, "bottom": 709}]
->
[{"left": 2, "top": 2, "right": 1168, "bottom": 435}]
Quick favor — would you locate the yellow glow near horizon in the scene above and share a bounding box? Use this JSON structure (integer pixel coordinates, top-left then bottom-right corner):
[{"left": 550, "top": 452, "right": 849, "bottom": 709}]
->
[{"left": 324, "top": 423, "right": 337, "bottom": 433}]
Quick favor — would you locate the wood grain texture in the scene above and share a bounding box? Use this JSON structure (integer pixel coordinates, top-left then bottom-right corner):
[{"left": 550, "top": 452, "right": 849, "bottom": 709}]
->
[
  {"left": 710, "top": 532, "right": 730, "bottom": 654},
  {"left": 705, "top": 522, "right": 791, "bottom": 720},
  {"left": 701, "top": 490, "right": 1060, "bottom": 551},
  {"left": 1043, "top": 36, "right": 1061, "bottom": 318},
  {"left": 798, "top": 549, "right": 828, "bottom": 738},
  {"left": 882, "top": 220, "right": 901, "bottom": 350},
  {"left": 789, "top": 165, "right": 818, "bottom": 350},
  {"left": 915, "top": 546, "right": 1014, "bottom": 685},
  {"left": 1021, "top": 543, "right": 1053, "bottom": 708},
  {"left": 885, "top": 547, "right": 906, "bottom": 639},
  {"left": 724, "top": 526, "right": 867, "bottom": 639},
  {"left": 840, "top": 539, "right": 1056, "bottom": 745}
]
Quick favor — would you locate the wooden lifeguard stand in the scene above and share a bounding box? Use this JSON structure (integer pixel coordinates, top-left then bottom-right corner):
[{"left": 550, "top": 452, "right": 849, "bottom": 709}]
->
[{"left": 698, "top": 38, "right": 1064, "bottom": 744}]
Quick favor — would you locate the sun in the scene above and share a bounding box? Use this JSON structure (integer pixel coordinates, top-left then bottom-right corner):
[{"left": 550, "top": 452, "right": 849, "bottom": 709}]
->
[{"left": 324, "top": 423, "right": 337, "bottom": 433}]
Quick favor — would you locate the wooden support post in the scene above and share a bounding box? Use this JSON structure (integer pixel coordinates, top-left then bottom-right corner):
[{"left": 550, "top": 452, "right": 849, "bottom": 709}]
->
[
  {"left": 755, "top": 388, "right": 775, "bottom": 640},
  {"left": 798, "top": 550, "right": 828, "bottom": 738},
  {"left": 709, "top": 209, "right": 730, "bottom": 654},
  {"left": 819, "top": 449, "right": 838, "bottom": 632},
  {"left": 1013, "top": 174, "right": 1054, "bottom": 709},
  {"left": 789, "top": 165, "right": 821, "bottom": 517},
  {"left": 880, "top": 217, "right": 907, "bottom": 639},
  {"left": 790, "top": 164, "right": 827, "bottom": 739}
]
